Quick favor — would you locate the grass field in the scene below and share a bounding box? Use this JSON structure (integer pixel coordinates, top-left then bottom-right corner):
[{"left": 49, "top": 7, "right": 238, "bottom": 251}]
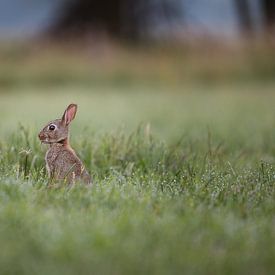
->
[{"left": 0, "top": 43, "right": 275, "bottom": 274}]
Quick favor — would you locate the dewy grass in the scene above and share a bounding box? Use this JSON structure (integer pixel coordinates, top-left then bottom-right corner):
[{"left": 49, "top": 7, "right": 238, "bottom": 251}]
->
[
  {"left": 0, "top": 122, "right": 274, "bottom": 274},
  {"left": 0, "top": 42, "right": 275, "bottom": 274},
  {"left": 0, "top": 79, "right": 274, "bottom": 274}
]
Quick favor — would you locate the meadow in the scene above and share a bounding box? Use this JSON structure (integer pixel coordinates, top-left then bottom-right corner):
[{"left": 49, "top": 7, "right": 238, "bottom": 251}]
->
[{"left": 0, "top": 42, "right": 275, "bottom": 274}]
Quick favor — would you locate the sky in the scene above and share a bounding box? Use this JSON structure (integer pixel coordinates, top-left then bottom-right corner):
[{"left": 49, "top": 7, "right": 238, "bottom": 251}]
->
[{"left": 0, "top": 0, "right": 62, "bottom": 38}]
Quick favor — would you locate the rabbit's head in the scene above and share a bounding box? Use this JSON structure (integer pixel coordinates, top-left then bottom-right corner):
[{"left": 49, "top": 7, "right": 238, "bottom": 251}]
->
[{"left": 38, "top": 104, "right": 77, "bottom": 144}]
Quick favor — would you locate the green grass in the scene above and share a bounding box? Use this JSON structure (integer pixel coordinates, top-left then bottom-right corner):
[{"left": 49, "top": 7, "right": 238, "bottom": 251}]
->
[
  {"left": 0, "top": 42, "right": 275, "bottom": 274},
  {"left": 0, "top": 84, "right": 274, "bottom": 275},
  {"left": 1, "top": 41, "right": 275, "bottom": 88}
]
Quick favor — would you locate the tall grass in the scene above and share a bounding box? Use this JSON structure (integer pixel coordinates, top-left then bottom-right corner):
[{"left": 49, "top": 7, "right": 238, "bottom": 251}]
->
[
  {"left": 0, "top": 42, "right": 275, "bottom": 274},
  {"left": 0, "top": 121, "right": 274, "bottom": 274}
]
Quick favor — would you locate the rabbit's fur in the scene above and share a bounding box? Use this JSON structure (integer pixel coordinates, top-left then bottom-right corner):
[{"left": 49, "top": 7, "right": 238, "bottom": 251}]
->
[{"left": 38, "top": 104, "right": 91, "bottom": 185}]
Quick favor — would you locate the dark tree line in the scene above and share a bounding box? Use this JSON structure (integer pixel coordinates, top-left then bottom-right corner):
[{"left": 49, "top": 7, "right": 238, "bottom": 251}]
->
[
  {"left": 234, "top": 0, "right": 275, "bottom": 34},
  {"left": 50, "top": 0, "right": 180, "bottom": 40},
  {"left": 50, "top": 0, "right": 275, "bottom": 39},
  {"left": 262, "top": 0, "right": 275, "bottom": 29}
]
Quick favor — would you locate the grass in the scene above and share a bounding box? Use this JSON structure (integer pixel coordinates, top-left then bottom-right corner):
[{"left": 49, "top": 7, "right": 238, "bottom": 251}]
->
[
  {"left": 0, "top": 42, "right": 275, "bottom": 274},
  {"left": 0, "top": 87, "right": 275, "bottom": 274},
  {"left": 0, "top": 41, "right": 275, "bottom": 88}
]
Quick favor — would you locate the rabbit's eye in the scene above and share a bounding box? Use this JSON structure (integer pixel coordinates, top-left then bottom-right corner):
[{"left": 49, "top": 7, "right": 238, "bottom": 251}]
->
[{"left": 49, "top": 124, "right": 56, "bottom": 131}]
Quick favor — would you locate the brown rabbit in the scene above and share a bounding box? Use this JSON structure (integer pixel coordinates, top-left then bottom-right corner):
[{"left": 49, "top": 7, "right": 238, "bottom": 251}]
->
[{"left": 38, "top": 104, "right": 91, "bottom": 185}]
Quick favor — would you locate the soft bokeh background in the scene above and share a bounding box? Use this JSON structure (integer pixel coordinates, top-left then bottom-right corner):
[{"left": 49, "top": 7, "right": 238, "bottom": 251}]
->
[{"left": 0, "top": 0, "right": 274, "bottom": 142}]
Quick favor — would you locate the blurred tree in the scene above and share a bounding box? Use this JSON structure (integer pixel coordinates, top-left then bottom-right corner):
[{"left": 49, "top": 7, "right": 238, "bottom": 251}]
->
[
  {"left": 233, "top": 0, "right": 254, "bottom": 34},
  {"left": 234, "top": 0, "right": 275, "bottom": 35},
  {"left": 50, "top": 0, "right": 180, "bottom": 40},
  {"left": 262, "top": 0, "right": 275, "bottom": 30}
]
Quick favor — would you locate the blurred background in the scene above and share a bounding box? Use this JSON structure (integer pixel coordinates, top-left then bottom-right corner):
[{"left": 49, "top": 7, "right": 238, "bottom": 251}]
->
[
  {"left": 0, "top": 0, "right": 274, "bottom": 39},
  {"left": 0, "top": 0, "right": 274, "bottom": 141}
]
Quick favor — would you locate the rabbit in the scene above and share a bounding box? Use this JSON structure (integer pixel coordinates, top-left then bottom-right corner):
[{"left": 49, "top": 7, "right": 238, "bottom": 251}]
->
[{"left": 38, "top": 104, "right": 92, "bottom": 185}]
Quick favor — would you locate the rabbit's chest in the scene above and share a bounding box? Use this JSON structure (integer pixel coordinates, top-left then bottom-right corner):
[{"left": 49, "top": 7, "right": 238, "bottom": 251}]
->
[{"left": 45, "top": 147, "right": 62, "bottom": 173}]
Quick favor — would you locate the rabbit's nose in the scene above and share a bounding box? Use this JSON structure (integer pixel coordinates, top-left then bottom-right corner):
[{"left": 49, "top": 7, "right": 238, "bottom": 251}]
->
[{"left": 38, "top": 132, "right": 44, "bottom": 139}]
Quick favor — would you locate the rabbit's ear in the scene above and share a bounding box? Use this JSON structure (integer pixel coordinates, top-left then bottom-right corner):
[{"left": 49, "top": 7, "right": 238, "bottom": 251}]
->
[{"left": 62, "top": 104, "right": 77, "bottom": 125}]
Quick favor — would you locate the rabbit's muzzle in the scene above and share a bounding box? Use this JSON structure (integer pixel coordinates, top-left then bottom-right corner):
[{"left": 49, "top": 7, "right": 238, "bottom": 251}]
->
[{"left": 38, "top": 132, "right": 47, "bottom": 142}]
